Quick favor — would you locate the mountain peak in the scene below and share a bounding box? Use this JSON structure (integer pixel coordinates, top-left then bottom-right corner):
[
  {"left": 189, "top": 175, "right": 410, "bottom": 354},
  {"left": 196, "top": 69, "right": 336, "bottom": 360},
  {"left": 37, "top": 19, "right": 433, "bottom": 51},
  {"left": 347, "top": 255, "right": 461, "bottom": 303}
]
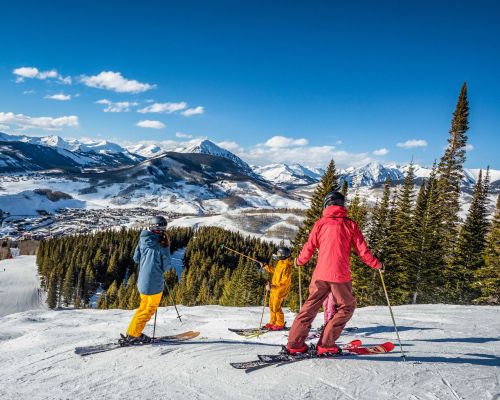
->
[{"left": 182, "top": 139, "right": 254, "bottom": 174}]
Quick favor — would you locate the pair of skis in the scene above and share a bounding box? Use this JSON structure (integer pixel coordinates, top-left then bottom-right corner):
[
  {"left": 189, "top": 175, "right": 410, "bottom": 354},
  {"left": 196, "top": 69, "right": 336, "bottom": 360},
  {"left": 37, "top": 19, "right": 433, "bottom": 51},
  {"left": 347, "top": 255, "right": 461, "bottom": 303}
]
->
[
  {"left": 228, "top": 326, "right": 358, "bottom": 339},
  {"left": 74, "top": 331, "right": 200, "bottom": 356},
  {"left": 230, "top": 340, "right": 395, "bottom": 371}
]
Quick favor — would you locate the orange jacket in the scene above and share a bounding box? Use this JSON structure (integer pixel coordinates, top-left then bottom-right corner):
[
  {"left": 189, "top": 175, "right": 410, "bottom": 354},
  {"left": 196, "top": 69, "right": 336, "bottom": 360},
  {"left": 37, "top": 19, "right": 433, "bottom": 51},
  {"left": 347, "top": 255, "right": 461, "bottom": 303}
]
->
[{"left": 264, "top": 258, "right": 293, "bottom": 292}]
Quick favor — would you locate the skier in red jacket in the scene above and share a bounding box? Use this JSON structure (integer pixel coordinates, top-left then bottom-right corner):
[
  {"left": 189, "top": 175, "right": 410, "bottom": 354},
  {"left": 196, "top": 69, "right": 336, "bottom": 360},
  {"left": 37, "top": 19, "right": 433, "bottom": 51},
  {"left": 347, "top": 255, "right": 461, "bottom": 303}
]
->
[{"left": 286, "top": 191, "right": 382, "bottom": 356}]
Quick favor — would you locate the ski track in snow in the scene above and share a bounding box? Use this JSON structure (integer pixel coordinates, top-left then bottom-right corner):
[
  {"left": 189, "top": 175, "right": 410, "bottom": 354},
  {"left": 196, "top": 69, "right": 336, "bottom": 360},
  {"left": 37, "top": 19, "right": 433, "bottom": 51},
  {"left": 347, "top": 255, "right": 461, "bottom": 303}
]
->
[{"left": 0, "top": 257, "right": 499, "bottom": 399}]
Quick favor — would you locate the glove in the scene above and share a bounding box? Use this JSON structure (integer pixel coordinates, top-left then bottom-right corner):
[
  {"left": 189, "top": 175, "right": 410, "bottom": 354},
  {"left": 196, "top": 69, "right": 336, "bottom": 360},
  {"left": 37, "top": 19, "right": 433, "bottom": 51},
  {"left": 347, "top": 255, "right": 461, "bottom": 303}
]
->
[
  {"left": 265, "top": 282, "right": 271, "bottom": 291},
  {"left": 257, "top": 261, "right": 264, "bottom": 269}
]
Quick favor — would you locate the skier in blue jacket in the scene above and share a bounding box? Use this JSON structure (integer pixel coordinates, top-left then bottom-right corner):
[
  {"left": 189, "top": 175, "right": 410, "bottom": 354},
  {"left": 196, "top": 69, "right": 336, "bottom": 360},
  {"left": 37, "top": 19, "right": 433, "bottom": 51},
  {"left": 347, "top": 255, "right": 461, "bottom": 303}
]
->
[{"left": 120, "top": 216, "right": 171, "bottom": 345}]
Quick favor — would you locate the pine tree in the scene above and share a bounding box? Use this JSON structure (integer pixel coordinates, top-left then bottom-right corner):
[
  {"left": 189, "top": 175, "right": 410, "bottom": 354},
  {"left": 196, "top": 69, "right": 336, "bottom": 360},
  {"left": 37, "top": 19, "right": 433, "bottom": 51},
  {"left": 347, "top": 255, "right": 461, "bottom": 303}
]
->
[
  {"left": 448, "top": 169, "right": 490, "bottom": 303},
  {"left": 340, "top": 180, "right": 348, "bottom": 197},
  {"left": 473, "top": 194, "right": 500, "bottom": 304},
  {"left": 437, "top": 82, "right": 469, "bottom": 260},
  {"left": 348, "top": 192, "right": 371, "bottom": 306},
  {"left": 61, "top": 263, "right": 75, "bottom": 307},
  {"left": 47, "top": 271, "right": 58, "bottom": 309},
  {"left": 409, "top": 164, "right": 444, "bottom": 303}
]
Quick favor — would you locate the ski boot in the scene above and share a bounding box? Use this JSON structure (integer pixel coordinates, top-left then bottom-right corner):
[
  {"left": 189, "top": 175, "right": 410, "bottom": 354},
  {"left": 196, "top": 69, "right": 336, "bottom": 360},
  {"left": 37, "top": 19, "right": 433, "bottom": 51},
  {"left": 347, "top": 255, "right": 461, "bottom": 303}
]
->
[
  {"left": 263, "top": 323, "right": 273, "bottom": 330},
  {"left": 119, "top": 333, "right": 152, "bottom": 346},
  {"left": 270, "top": 324, "right": 285, "bottom": 331},
  {"left": 317, "top": 344, "right": 342, "bottom": 357}
]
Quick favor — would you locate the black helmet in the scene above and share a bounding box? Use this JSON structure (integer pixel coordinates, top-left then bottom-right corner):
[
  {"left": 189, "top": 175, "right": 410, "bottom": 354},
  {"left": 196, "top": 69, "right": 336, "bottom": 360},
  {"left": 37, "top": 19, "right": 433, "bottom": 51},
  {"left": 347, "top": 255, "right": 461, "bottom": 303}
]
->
[
  {"left": 323, "top": 191, "right": 345, "bottom": 208},
  {"left": 150, "top": 215, "right": 168, "bottom": 231},
  {"left": 273, "top": 247, "right": 291, "bottom": 260}
]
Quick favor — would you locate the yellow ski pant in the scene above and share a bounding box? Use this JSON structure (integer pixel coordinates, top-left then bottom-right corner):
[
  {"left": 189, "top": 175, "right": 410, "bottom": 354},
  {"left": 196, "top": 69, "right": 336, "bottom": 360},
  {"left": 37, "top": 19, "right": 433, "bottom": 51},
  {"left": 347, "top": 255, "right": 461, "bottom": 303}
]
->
[
  {"left": 127, "top": 292, "right": 162, "bottom": 337},
  {"left": 269, "top": 288, "right": 290, "bottom": 327}
]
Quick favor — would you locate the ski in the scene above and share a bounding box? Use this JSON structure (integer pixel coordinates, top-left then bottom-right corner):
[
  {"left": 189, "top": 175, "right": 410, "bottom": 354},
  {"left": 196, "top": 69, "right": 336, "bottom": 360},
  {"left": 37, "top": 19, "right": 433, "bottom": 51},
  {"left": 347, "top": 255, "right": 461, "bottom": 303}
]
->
[
  {"left": 228, "top": 326, "right": 290, "bottom": 337},
  {"left": 229, "top": 326, "right": 357, "bottom": 339},
  {"left": 230, "top": 341, "right": 395, "bottom": 371},
  {"left": 75, "top": 330, "right": 200, "bottom": 356}
]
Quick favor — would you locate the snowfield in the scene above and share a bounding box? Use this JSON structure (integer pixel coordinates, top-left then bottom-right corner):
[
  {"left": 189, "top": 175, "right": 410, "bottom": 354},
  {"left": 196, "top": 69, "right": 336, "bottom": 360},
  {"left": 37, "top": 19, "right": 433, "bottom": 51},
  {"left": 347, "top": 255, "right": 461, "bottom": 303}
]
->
[
  {"left": 0, "top": 303, "right": 499, "bottom": 398},
  {"left": 0, "top": 256, "right": 45, "bottom": 318}
]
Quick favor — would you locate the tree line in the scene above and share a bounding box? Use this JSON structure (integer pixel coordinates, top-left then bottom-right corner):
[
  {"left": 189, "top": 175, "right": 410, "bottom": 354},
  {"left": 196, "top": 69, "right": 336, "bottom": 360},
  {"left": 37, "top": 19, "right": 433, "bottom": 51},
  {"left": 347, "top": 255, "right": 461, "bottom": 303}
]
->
[{"left": 39, "top": 82, "right": 498, "bottom": 310}]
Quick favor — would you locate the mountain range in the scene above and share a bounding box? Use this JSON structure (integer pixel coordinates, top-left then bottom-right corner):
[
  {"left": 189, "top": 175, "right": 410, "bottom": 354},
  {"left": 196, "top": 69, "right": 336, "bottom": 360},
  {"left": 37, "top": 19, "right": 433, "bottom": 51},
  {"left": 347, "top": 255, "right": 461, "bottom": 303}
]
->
[{"left": 0, "top": 131, "right": 498, "bottom": 217}]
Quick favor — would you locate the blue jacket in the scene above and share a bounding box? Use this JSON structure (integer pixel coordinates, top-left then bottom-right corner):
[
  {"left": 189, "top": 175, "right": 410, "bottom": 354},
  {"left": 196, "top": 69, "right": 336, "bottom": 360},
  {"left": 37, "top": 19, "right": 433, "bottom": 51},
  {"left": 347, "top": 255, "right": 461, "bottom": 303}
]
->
[{"left": 133, "top": 230, "right": 172, "bottom": 295}]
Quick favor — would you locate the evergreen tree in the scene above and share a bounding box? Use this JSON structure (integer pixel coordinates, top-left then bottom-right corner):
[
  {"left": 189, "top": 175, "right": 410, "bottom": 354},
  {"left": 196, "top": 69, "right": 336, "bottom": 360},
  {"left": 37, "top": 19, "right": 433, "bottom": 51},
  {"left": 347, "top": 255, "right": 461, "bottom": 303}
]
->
[
  {"left": 347, "top": 192, "right": 371, "bottom": 306},
  {"left": 61, "top": 263, "right": 75, "bottom": 307},
  {"left": 47, "top": 271, "right": 58, "bottom": 309},
  {"left": 437, "top": 82, "right": 469, "bottom": 260},
  {"left": 473, "top": 194, "right": 500, "bottom": 304},
  {"left": 448, "top": 169, "right": 490, "bottom": 303},
  {"left": 409, "top": 164, "right": 444, "bottom": 303},
  {"left": 340, "top": 180, "right": 348, "bottom": 197}
]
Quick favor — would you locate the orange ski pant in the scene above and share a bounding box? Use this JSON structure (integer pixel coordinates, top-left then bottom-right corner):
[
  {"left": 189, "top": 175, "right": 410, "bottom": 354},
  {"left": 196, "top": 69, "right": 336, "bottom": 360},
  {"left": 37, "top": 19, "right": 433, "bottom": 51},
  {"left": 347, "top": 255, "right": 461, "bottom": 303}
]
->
[{"left": 127, "top": 292, "right": 162, "bottom": 337}]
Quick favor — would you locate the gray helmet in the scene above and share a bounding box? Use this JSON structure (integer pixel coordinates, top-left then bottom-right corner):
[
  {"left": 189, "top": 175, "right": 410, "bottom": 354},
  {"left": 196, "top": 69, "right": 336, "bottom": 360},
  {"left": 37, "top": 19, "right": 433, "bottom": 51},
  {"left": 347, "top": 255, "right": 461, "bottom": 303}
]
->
[
  {"left": 323, "top": 191, "right": 345, "bottom": 208},
  {"left": 150, "top": 215, "right": 168, "bottom": 231},
  {"left": 272, "top": 247, "right": 291, "bottom": 260}
]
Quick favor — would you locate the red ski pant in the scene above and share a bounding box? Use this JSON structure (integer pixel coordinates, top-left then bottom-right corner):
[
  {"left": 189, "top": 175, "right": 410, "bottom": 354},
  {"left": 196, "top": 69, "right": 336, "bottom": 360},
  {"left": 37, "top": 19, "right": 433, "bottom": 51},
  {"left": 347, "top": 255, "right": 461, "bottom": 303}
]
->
[{"left": 288, "top": 280, "right": 356, "bottom": 349}]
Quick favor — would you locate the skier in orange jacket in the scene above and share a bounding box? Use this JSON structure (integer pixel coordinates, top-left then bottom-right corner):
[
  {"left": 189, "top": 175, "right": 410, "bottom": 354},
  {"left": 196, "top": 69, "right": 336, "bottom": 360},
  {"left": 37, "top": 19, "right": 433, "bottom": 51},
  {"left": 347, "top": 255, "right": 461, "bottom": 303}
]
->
[{"left": 261, "top": 247, "right": 293, "bottom": 330}]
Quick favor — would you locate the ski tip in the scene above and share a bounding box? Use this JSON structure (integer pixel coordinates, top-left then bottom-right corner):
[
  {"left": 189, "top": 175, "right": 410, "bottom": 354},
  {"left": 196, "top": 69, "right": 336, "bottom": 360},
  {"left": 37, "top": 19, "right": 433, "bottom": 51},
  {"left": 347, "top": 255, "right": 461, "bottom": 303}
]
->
[
  {"left": 382, "top": 342, "right": 396, "bottom": 352},
  {"left": 350, "top": 339, "right": 362, "bottom": 347}
]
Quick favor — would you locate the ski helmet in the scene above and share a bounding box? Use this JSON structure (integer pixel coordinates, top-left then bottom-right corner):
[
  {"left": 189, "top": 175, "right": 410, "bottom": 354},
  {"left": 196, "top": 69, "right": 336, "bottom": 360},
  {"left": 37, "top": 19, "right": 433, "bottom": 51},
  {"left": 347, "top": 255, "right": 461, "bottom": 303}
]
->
[
  {"left": 323, "top": 191, "right": 345, "bottom": 208},
  {"left": 150, "top": 215, "right": 168, "bottom": 231},
  {"left": 273, "top": 247, "right": 291, "bottom": 260}
]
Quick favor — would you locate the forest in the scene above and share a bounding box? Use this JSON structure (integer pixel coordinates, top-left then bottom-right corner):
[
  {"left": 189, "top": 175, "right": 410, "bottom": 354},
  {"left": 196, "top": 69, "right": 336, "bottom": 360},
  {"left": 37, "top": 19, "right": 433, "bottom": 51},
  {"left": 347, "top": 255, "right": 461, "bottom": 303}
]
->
[{"left": 37, "top": 83, "right": 499, "bottom": 310}]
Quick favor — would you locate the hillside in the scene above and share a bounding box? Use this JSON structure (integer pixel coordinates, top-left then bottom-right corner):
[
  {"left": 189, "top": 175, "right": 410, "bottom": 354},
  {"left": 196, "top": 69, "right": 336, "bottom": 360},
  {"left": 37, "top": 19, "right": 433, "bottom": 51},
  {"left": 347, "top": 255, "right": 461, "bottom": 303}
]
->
[{"left": 0, "top": 303, "right": 498, "bottom": 399}]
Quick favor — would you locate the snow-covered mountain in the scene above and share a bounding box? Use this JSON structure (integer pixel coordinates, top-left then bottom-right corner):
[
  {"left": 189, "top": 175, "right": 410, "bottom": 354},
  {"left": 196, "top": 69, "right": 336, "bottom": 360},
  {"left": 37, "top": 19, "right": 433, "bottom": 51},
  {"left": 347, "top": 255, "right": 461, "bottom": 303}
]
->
[
  {"left": 0, "top": 132, "right": 141, "bottom": 171},
  {"left": 182, "top": 139, "right": 255, "bottom": 176},
  {"left": 127, "top": 143, "right": 164, "bottom": 158},
  {"left": 253, "top": 163, "right": 323, "bottom": 187}
]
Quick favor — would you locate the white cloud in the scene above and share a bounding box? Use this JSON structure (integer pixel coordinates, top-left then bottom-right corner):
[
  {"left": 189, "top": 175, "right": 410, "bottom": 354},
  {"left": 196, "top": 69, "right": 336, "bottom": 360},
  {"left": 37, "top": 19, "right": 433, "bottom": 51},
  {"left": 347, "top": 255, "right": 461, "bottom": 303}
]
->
[
  {"left": 396, "top": 139, "right": 428, "bottom": 149},
  {"left": 181, "top": 106, "right": 205, "bottom": 117},
  {"left": 23, "top": 90, "right": 36, "bottom": 95},
  {"left": 138, "top": 102, "right": 187, "bottom": 114},
  {"left": 95, "top": 99, "right": 138, "bottom": 112},
  {"left": 13, "top": 66, "right": 71, "bottom": 84},
  {"left": 44, "top": 93, "right": 71, "bottom": 101},
  {"left": 264, "top": 135, "right": 309, "bottom": 148},
  {"left": 465, "top": 144, "right": 474, "bottom": 151},
  {"left": 0, "top": 112, "right": 79, "bottom": 131},
  {"left": 176, "top": 132, "right": 193, "bottom": 138},
  {"left": 217, "top": 141, "right": 241, "bottom": 151},
  {"left": 136, "top": 120, "right": 165, "bottom": 129},
  {"left": 373, "top": 148, "right": 389, "bottom": 156},
  {"left": 80, "top": 71, "right": 155, "bottom": 93}
]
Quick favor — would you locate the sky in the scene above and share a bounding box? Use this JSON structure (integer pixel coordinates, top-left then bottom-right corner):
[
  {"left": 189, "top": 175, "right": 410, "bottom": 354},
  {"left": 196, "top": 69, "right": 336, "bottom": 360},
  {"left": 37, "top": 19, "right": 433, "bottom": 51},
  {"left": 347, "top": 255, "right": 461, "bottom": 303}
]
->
[{"left": 0, "top": 0, "right": 499, "bottom": 168}]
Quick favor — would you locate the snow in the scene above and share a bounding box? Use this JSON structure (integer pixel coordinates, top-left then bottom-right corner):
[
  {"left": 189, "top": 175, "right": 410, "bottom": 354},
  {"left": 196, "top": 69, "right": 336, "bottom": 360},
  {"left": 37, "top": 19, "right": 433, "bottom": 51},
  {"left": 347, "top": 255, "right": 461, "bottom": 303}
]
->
[
  {"left": 0, "top": 302, "right": 498, "bottom": 399},
  {"left": 0, "top": 256, "right": 45, "bottom": 318},
  {"left": 0, "top": 190, "right": 85, "bottom": 216},
  {"left": 0, "top": 256, "right": 498, "bottom": 399}
]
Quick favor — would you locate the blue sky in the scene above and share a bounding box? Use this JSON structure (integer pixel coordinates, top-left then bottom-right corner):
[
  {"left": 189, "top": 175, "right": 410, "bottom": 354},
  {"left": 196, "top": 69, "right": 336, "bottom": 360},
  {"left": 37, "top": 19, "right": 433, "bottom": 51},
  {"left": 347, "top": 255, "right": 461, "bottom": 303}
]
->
[{"left": 0, "top": 0, "right": 499, "bottom": 168}]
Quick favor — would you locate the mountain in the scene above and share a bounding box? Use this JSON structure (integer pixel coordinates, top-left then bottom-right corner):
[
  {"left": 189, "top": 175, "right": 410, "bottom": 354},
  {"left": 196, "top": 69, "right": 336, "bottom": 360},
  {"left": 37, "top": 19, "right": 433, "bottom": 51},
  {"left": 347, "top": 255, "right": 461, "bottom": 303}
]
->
[
  {"left": 0, "top": 133, "right": 143, "bottom": 173},
  {"left": 182, "top": 139, "right": 255, "bottom": 176},
  {"left": 127, "top": 143, "right": 164, "bottom": 158},
  {"left": 0, "top": 132, "right": 141, "bottom": 167},
  {"left": 253, "top": 163, "right": 323, "bottom": 188}
]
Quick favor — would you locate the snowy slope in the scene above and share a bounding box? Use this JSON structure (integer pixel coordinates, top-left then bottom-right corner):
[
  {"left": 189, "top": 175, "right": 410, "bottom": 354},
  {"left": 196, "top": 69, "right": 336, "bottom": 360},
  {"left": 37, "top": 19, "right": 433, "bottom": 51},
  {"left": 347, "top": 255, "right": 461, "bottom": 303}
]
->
[
  {"left": 0, "top": 256, "right": 45, "bottom": 318},
  {"left": 253, "top": 163, "right": 322, "bottom": 187},
  {"left": 0, "top": 303, "right": 498, "bottom": 399}
]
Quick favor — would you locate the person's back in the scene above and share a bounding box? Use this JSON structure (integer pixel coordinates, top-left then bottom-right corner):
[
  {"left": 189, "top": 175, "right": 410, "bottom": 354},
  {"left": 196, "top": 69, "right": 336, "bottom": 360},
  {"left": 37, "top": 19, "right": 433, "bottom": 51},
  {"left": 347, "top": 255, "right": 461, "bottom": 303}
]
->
[
  {"left": 298, "top": 205, "right": 380, "bottom": 283},
  {"left": 135, "top": 230, "right": 171, "bottom": 295},
  {"left": 121, "top": 216, "right": 171, "bottom": 345},
  {"left": 287, "top": 191, "right": 381, "bottom": 356}
]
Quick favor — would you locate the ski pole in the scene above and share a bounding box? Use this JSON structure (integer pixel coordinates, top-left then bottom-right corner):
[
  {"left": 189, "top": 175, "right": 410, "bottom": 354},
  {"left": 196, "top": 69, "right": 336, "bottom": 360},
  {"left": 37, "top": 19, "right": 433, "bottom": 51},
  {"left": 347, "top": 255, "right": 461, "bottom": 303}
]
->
[
  {"left": 152, "top": 310, "right": 158, "bottom": 341},
  {"left": 256, "top": 284, "right": 269, "bottom": 338},
  {"left": 379, "top": 269, "right": 406, "bottom": 361},
  {"left": 294, "top": 258, "right": 303, "bottom": 309},
  {"left": 164, "top": 277, "right": 182, "bottom": 323},
  {"left": 220, "top": 244, "right": 261, "bottom": 264}
]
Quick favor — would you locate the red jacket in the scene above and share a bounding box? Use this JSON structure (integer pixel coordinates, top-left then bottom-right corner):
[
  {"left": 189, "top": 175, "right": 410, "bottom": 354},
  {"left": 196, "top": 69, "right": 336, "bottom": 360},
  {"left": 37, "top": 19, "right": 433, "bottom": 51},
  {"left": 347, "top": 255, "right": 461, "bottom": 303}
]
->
[{"left": 297, "top": 205, "right": 381, "bottom": 283}]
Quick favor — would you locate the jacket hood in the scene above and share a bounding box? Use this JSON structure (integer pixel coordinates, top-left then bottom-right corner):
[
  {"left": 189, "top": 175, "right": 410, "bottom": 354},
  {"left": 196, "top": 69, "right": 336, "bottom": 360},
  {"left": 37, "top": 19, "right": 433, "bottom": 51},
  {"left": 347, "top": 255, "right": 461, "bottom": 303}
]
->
[
  {"left": 140, "top": 230, "right": 160, "bottom": 248},
  {"left": 322, "top": 205, "right": 347, "bottom": 218}
]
